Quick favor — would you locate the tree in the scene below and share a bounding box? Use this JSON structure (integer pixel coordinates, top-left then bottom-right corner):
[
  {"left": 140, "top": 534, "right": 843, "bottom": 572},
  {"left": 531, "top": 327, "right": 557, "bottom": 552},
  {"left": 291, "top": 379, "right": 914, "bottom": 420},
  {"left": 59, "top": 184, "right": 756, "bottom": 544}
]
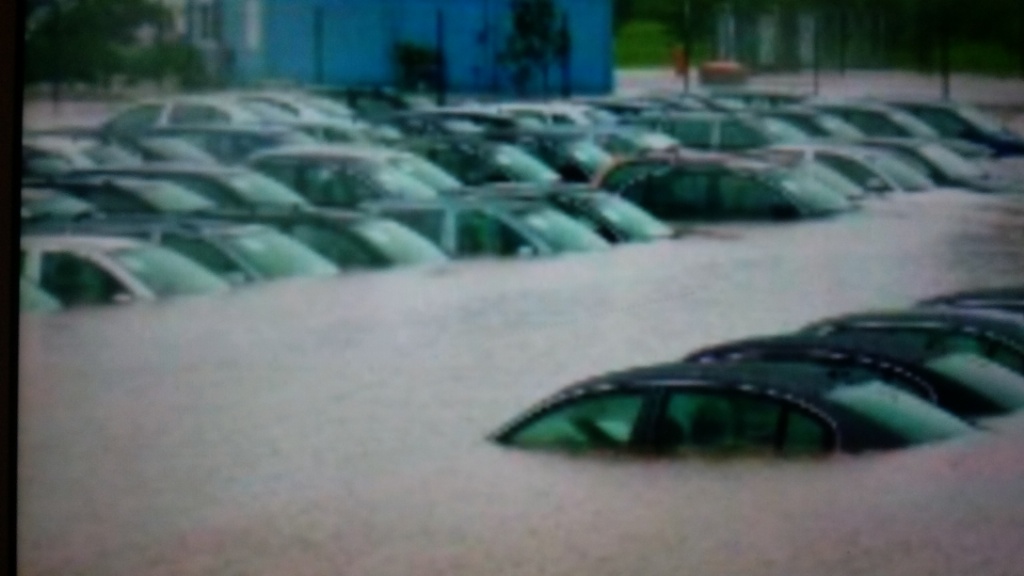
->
[
  {"left": 24, "top": 0, "right": 172, "bottom": 86},
  {"left": 499, "top": 0, "right": 566, "bottom": 95}
]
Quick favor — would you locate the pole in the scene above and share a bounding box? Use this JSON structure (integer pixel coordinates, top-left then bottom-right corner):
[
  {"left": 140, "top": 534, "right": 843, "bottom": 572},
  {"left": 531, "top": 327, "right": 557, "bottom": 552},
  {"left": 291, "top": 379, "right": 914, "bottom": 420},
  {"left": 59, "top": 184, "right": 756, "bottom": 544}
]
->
[
  {"left": 812, "top": 10, "right": 820, "bottom": 96},
  {"left": 51, "top": 0, "right": 62, "bottom": 107},
  {"left": 939, "top": 0, "right": 951, "bottom": 100},
  {"left": 436, "top": 9, "right": 447, "bottom": 106},
  {"left": 682, "top": 0, "right": 692, "bottom": 92},
  {"left": 313, "top": 6, "right": 324, "bottom": 85}
]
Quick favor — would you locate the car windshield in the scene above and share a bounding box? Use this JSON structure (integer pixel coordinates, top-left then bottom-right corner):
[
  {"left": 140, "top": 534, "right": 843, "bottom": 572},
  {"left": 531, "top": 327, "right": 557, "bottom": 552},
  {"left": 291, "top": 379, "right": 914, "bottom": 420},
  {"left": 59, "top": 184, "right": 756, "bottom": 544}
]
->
[
  {"left": 956, "top": 105, "right": 1006, "bottom": 133},
  {"left": 491, "top": 144, "right": 561, "bottom": 183},
  {"left": 827, "top": 380, "right": 975, "bottom": 444},
  {"left": 924, "top": 352, "right": 1024, "bottom": 411},
  {"left": 762, "top": 117, "right": 813, "bottom": 143},
  {"left": 585, "top": 194, "right": 674, "bottom": 240},
  {"left": 82, "top": 142, "right": 143, "bottom": 166},
  {"left": 129, "top": 181, "right": 219, "bottom": 213},
  {"left": 224, "top": 171, "right": 310, "bottom": 207},
  {"left": 917, "top": 143, "right": 985, "bottom": 179},
  {"left": 387, "top": 154, "right": 463, "bottom": 191},
  {"left": 861, "top": 152, "right": 934, "bottom": 191},
  {"left": 636, "top": 130, "right": 681, "bottom": 151},
  {"left": 350, "top": 218, "right": 449, "bottom": 264},
  {"left": 235, "top": 100, "right": 297, "bottom": 123},
  {"left": 887, "top": 108, "right": 941, "bottom": 138},
  {"left": 566, "top": 139, "right": 614, "bottom": 175},
  {"left": 23, "top": 191, "right": 96, "bottom": 219},
  {"left": 770, "top": 170, "right": 853, "bottom": 214},
  {"left": 801, "top": 160, "right": 865, "bottom": 199},
  {"left": 136, "top": 137, "right": 219, "bottom": 165},
  {"left": 111, "top": 244, "right": 230, "bottom": 297},
  {"left": 370, "top": 166, "right": 440, "bottom": 199},
  {"left": 816, "top": 114, "right": 865, "bottom": 139},
  {"left": 511, "top": 205, "right": 610, "bottom": 253},
  {"left": 220, "top": 227, "right": 339, "bottom": 279}
]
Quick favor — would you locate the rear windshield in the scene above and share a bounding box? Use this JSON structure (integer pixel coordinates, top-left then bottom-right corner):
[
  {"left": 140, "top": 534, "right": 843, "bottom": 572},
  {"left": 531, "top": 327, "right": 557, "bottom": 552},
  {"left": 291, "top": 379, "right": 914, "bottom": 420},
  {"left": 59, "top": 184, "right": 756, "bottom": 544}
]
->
[
  {"left": 512, "top": 205, "right": 610, "bottom": 253},
  {"left": 924, "top": 352, "right": 1024, "bottom": 411},
  {"left": 350, "top": 218, "right": 449, "bottom": 264},
  {"left": 111, "top": 245, "right": 230, "bottom": 297},
  {"left": 220, "top": 228, "right": 339, "bottom": 279},
  {"left": 827, "top": 380, "right": 974, "bottom": 444},
  {"left": 224, "top": 171, "right": 310, "bottom": 208}
]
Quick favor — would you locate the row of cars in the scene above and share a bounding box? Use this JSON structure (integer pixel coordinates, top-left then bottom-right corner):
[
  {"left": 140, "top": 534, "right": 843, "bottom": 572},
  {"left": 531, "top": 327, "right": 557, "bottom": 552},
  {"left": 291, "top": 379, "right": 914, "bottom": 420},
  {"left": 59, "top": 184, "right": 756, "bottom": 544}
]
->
[
  {"left": 492, "top": 288, "right": 1024, "bottom": 457},
  {"left": 20, "top": 85, "right": 1024, "bottom": 313}
]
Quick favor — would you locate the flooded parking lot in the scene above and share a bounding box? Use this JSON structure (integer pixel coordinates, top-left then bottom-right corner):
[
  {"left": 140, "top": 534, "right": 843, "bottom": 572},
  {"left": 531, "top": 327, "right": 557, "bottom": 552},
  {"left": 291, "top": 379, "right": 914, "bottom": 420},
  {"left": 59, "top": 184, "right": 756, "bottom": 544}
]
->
[{"left": 18, "top": 190, "right": 1024, "bottom": 575}]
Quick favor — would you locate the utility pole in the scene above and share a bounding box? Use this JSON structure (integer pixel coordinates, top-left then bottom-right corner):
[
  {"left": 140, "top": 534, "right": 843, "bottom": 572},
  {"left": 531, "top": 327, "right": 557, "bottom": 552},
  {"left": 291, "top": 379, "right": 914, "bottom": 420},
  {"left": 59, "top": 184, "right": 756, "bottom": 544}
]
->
[
  {"left": 938, "top": 0, "right": 951, "bottom": 100},
  {"left": 812, "top": 9, "right": 820, "bottom": 96},
  {"left": 313, "top": 6, "right": 324, "bottom": 85},
  {"left": 682, "top": 0, "right": 692, "bottom": 92},
  {"left": 436, "top": 9, "right": 447, "bottom": 106}
]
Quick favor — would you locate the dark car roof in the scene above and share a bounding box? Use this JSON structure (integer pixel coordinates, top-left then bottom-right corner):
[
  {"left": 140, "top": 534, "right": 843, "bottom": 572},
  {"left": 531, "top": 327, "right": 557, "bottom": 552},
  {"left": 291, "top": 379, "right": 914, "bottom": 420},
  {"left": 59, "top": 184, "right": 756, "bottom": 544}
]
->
[
  {"left": 803, "top": 308, "right": 1024, "bottom": 341},
  {"left": 63, "top": 164, "right": 251, "bottom": 179},
  {"left": 919, "top": 286, "right": 1024, "bottom": 305},
  {"left": 25, "top": 214, "right": 265, "bottom": 239}
]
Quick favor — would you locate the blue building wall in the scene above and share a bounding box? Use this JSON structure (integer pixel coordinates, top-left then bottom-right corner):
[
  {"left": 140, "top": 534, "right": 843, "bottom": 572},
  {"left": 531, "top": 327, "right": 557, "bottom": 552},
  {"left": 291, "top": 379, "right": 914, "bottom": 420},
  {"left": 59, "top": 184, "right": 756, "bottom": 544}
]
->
[{"left": 218, "top": 0, "right": 612, "bottom": 95}]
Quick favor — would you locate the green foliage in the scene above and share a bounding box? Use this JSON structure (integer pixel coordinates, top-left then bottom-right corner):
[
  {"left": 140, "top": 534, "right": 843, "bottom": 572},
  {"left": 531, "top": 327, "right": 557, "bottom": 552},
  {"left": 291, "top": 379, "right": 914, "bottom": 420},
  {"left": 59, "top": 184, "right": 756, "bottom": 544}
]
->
[
  {"left": 499, "top": 0, "right": 572, "bottom": 95},
  {"left": 393, "top": 42, "right": 441, "bottom": 91},
  {"left": 24, "top": 0, "right": 184, "bottom": 86}
]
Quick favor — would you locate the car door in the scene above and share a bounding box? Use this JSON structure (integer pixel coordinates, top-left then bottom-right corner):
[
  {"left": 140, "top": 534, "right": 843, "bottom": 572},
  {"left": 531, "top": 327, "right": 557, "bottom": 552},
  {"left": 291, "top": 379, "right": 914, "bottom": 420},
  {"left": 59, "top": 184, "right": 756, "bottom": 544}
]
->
[{"left": 653, "top": 387, "right": 833, "bottom": 456}]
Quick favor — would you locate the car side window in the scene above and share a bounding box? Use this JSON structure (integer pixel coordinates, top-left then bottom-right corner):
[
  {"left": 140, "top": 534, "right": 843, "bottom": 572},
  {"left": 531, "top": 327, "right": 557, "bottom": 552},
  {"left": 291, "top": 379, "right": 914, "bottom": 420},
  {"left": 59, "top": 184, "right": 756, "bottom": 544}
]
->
[
  {"left": 161, "top": 234, "right": 249, "bottom": 284},
  {"left": 721, "top": 121, "right": 770, "bottom": 150},
  {"left": 39, "top": 252, "right": 127, "bottom": 306},
  {"left": 669, "top": 120, "right": 713, "bottom": 148},
  {"left": 925, "top": 332, "right": 1024, "bottom": 373},
  {"left": 847, "top": 111, "right": 902, "bottom": 136},
  {"left": 301, "top": 167, "right": 372, "bottom": 208},
  {"left": 716, "top": 174, "right": 782, "bottom": 217},
  {"left": 286, "top": 224, "right": 380, "bottom": 268},
  {"left": 168, "top": 104, "right": 230, "bottom": 126},
  {"left": 107, "top": 104, "right": 163, "bottom": 133},
  {"left": 255, "top": 159, "right": 302, "bottom": 192},
  {"left": 507, "top": 391, "right": 648, "bottom": 450},
  {"left": 817, "top": 154, "right": 891, "bottom": 192},
  {"left": 383, "top": 208, "right": 446, "bottom": 245},
  {"left": 456, "top": 210, "right": 528, "bottom": 256},
  {"left": 660, "top": 390, "right": 829, "bottom": 456},
  {"left": 660, "top": 171, "right": 714, "bottom": 218}
]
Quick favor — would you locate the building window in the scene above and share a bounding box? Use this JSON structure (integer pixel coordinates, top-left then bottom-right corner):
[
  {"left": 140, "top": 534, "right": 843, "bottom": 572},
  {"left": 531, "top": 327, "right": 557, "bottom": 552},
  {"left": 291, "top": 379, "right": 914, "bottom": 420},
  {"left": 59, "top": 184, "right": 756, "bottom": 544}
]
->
[{"left": 244, "top": 0, "right": 262, "bottom": 51}]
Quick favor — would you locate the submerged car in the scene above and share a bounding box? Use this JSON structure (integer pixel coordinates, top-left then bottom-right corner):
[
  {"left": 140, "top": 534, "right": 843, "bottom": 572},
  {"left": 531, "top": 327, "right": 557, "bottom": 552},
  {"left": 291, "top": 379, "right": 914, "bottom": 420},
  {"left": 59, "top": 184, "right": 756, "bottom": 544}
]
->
[
  {"left": 248, "top": 144, "right": 460, "bottom": 209},
  {"left": 490, "top": 361, "right": 975, "bottom": 456},
  {"left": 887, "top": 100, "right": 1024, "bottom": 157},
  {"left": 491, "top": 128, "right": 617, "bottom": 182},
  {"left": 861, "top": 138, "right": 1023, "bottom": 193},
  {"left": 632, "top": 111, "right": 775, "bottom": 152},
  {"left": 801, "top": 309, "right": 1024, "bottom": 376},
  {"left": 28, "top": 217, "right": 341, "bottom": 286},
  {"left": 62, "top": 165, "right": 312, "bottom": 212},
  {"left": 462, "top": 183, "right": 675, "bottom": 243},
  {"left": 600, "top": 156, "right": 852, "bottom": 222},
  {"left": 362, "top": 196, "right": 610, "bottom": 258},
  {"left": 753, "top": 143, "right": 938, "bottom": 194},
  {"left": 918, "top": 286, "right": 1024, "bottom": 318},
  {"left": 212, "top": 209, "right": 450, "bottom": 270},
  {"left": 20, "top": 234, "right": 230, "bottom": 307},
  {"left": 21, "top": 188, "right": 101, "bottom": 222},
  {"left": 400, "top": 136, "right": 562, "bottom": 186},
  {"left": 683, "top": 334, "right": 1024, "bottom": 420},
  {"left": 45, "top": 176, "right": 220, "bottom": 216}
]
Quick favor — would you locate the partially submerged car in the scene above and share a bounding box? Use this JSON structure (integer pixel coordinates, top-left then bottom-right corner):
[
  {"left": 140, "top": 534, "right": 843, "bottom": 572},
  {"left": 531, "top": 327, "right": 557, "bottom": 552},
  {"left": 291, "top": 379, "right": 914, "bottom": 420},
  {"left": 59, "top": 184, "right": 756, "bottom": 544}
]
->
[
  {"left": 20, "top": 234, "right": 230, "bottom": 307},
  {"left": 917, "top": 286, "right": 1024, "bottom": 318},
  {"left": 801, "top": 309, "right": 1024, "bottom": 376},
  {"left": 362, "top": 196, "right": 610, "bottom": 258},
  {"left": 490, "top": 361, "right": 975, "bottom": 456},
  {"left": 599, "top": 156, "right": 853, "bottom": 222},
  {"left": 887, "top": 100, "right": 1024, "bottom": 157},
  {"left": 683, "top": 334, "right": 1024, "bottom": 420}
]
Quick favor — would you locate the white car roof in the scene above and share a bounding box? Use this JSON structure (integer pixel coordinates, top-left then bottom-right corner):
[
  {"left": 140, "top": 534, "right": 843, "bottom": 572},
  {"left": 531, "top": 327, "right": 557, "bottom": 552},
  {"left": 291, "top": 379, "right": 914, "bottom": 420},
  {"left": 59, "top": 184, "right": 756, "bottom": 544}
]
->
[{"left": 21, "top": 234, "right": 145, "bottom": 253}]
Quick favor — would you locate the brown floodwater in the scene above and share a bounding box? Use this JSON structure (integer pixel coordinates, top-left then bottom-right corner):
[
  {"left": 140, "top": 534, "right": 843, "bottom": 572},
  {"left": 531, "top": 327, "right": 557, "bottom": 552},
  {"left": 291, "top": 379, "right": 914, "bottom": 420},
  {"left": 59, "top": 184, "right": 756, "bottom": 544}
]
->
[{"left": 18, "top": 190, "right": 1024, "bottom": 575}]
